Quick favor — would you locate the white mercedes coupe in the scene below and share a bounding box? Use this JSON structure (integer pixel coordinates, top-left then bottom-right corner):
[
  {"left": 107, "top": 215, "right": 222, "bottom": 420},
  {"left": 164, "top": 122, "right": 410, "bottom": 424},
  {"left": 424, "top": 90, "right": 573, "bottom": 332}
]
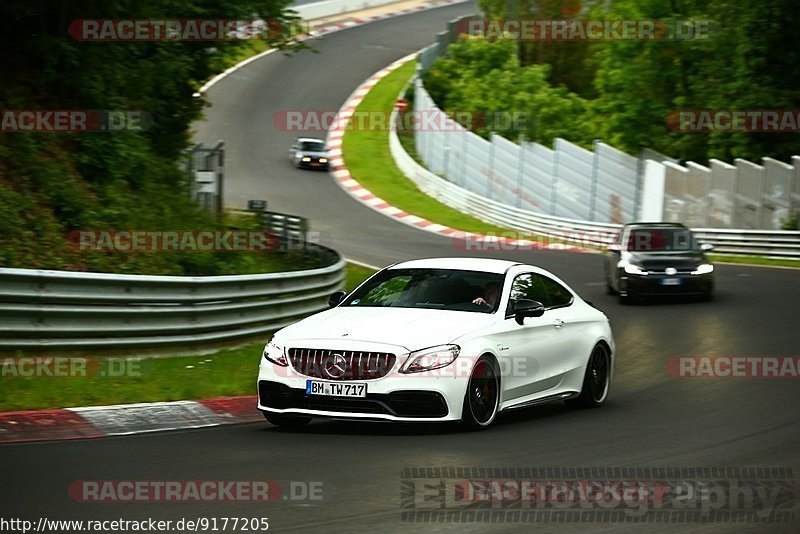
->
[{"left": 257, "top": 258, "right": 615, "bottom": 430}]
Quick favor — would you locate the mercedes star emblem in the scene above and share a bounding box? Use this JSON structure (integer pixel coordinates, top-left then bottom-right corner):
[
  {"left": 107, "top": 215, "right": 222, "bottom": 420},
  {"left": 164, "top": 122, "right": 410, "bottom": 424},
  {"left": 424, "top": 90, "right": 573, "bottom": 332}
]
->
[{"left": 324, "top": 353, "right": 348, "bottom": 379}]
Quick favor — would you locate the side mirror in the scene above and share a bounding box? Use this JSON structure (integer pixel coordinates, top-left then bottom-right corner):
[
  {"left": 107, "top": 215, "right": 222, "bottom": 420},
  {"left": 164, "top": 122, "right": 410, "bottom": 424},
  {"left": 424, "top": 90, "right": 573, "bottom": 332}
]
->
[
  {"left": 700, "top": 243, "right": 714, "bottom": 252},
  {"left": 607, "top": 244, "right": 621, "bottom": 253},
  {"left": 328, "top": 291, "right": 347, "bottom": 308},
  {"left": 514, "top": 299, "right": 545, "bottom": 325}
]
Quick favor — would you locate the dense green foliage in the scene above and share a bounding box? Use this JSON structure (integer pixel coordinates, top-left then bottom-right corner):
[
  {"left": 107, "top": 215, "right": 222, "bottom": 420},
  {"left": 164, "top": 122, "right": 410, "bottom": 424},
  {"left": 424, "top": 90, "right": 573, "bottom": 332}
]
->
[
  {"left": 427, "top": 0, "right": 800, "bottom": 163},
  {"left": 424, "top": 38, "right": 594, "bottom": 146},
  {"left": 0, "top": 0, "right": 319, "bottom": 274}
]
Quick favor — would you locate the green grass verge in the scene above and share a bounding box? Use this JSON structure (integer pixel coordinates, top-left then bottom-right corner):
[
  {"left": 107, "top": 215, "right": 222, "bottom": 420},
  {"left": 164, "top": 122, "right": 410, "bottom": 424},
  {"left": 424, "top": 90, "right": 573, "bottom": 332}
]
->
[
  {"left": 709, "top": 254, "right": 800, "bottom": 269},
  {"left": 342, "top": 62, "right": 521, "bottom": 236},
  {"left": 0, "top": 347, "right": 261, "bottom": 412},
  {"left": 345, "top": 262, "right": 378, "bottom": 291},
  {"left": 342, "top": 60, "right": 800, "bottom": 269},
  {"left": 0, "top": 263, "right": 377, "bottom": 411}
]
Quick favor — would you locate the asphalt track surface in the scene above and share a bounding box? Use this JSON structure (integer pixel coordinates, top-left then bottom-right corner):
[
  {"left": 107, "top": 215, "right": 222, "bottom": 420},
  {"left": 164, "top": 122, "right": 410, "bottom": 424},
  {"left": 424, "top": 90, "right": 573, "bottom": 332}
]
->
[{"left": 3, "top": 3, "right": 800, "bottom": 532}]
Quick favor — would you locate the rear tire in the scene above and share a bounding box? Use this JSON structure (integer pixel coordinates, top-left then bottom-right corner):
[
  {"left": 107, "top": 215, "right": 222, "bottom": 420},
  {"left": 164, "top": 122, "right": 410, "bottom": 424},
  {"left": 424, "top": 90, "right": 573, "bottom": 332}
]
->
[
  {"left": 461, "top": 356, "right": 500, "bottom": 430},
  {"left": 566, "top": 344, "right": 611, "bottom": 409},
  {"left": 264, "top": 412, "right": 311, "bottom": 428}
]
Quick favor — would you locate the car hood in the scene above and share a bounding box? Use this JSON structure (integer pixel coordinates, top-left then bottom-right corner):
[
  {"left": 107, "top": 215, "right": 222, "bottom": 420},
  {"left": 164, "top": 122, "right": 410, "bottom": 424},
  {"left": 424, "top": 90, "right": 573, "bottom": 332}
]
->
[
  {"left": 626, "top": 250, "right": 707, "bottom": 270},
  {"left": 274, "top": 306, "right": 495, "bottom": 351},
  {"left": 298, "top": 150, "right": 327, "bottom": 158}
]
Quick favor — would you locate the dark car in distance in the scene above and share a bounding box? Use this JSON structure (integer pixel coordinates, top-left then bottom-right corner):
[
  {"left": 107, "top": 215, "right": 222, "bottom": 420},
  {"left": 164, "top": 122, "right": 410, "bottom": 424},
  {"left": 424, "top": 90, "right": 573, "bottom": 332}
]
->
[
  {"left": 604, "top": 223, "right": 715, "bottom": 303},
  {"left": 290, "top": 137, "right": 329, "bottom": 170}
]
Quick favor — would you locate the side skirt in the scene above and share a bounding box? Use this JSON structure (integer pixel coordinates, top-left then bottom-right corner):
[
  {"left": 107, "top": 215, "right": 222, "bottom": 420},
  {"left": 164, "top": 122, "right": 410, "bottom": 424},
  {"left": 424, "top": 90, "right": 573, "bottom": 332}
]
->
[{"left": 500, "top": 391, "right": 580, "bottom": 412}]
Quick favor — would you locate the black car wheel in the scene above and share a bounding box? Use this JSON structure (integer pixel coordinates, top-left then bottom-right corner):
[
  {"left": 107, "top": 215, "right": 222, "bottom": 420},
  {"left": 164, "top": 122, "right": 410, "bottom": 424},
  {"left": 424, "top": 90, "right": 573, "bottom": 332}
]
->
[
  {"left": 605, "top": 276, "right": 618, "bottom": 295},
  {"left": 566, "top": 344, "right": 611, "bottom": 408},
  {"left": 461, "top": 356, "right": 500, "bottom": 430}
]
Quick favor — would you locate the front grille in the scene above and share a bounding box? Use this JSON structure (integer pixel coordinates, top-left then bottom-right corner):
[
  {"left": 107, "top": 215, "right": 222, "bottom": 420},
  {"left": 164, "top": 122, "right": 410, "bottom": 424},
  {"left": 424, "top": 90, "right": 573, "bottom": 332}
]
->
[{"left": 287, "top": 348, "right": 396, "bottom": 380}]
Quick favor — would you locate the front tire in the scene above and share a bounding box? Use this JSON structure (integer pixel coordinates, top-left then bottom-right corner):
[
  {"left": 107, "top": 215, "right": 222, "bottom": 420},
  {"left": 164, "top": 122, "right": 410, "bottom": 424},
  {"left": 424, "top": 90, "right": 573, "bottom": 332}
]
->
[
  {"left": 604, "top": 267, "right": 618, "bottom": 295},
  {"left": 264, "top": 412, "right": 311, "bottom": 428},
  {"left": 461, "top": 356, "right": 500, "bottom": 430},
  {"left": 566, "top": 344, "right": 611, "bottom": 409},
  {"left": 605, "top": 278, "right": 617, "bottom": 295}
]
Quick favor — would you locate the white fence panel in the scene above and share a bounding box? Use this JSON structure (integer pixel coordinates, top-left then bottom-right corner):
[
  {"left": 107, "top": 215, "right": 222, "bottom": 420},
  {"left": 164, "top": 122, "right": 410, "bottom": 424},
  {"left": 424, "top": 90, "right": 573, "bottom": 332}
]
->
[
  {"left": 553, "top": 138, "right": 594, "bottom": 220},
  {"left": 663, "top": 162, "right": 690, "bottom": 223},
  {"left": 708, "top": 159, "right": 736, "bottom": 228},
  {"left": 489, "top": 133, "right": 522, "bottom": 204},
  {"left": 685, "top": 162, "right": 711, "bottom": 227},
  {"left": 461, "top": 134, "right": 492, "bottom": 196},
  {"left": 594, "top": 142, "right": 639, "bottom": 224},
  {"left": 793, "top": 157, "right": 800, "bottom": 227},
  {"left": 762, "top": 157, "right": 793, "bottom": 229},
  {"left": 733, "top": 158, "right": 764, "bottom": 229},
  {"left": 520, "top": 141, "right": 555, "bottom": 213}
]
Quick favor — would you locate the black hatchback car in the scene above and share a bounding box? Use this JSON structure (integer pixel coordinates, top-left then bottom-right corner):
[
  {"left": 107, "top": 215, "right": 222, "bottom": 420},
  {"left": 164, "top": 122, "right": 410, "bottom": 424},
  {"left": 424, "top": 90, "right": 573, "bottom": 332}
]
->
[{"left": 604, "top": 223, "right": 715, "bottom": 303}]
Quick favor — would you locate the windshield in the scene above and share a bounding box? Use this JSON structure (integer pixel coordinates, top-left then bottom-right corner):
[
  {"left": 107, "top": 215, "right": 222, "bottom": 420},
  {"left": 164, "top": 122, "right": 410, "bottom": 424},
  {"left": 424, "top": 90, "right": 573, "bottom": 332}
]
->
[
  {"left": 625, "top": 228, "right": 697, "bottom": 252},
  {"left": 299, "top": 141, "right": 326, "bottom": 152},
  {"left": 343, "top": 268, "right": 505, "bottom": 313}
]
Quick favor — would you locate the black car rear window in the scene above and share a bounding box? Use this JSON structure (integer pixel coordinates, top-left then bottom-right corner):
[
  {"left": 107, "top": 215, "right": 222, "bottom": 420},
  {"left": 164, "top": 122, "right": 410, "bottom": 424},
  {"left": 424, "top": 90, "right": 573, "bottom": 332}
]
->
[{"left": 625, "top": 228, "right": 695, "bottom": 252}]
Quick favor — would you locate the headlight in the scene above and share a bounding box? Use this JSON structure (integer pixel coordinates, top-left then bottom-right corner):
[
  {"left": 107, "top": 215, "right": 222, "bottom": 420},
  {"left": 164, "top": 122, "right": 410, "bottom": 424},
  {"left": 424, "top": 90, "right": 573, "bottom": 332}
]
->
[
  {"left": 301, "top": 156, "right": 311, "bottom": 162},
  {"left": 263, "top": 341, "right": 288, "bottom": 366},
  {"left": 620, "top": 261, "right": 648, "bottom": 275},
  {"left": 319, "top": 157, "right": 328, "bottom": 163},
  {"left": 400, "top": 344, "right": 460, "bottom": 373},
  {"left": 691, "top": 264, "right": 714, "bottom": 275}
]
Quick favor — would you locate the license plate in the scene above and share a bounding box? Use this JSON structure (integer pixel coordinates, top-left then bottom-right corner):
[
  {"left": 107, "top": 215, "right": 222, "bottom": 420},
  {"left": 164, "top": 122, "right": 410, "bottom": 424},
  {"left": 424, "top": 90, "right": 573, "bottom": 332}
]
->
[
  {"left": 661, "top": 278, "right": 682, "bottom": 286},
  {"left": 305, "top": 380, "right": 367, "bottom": 398}
]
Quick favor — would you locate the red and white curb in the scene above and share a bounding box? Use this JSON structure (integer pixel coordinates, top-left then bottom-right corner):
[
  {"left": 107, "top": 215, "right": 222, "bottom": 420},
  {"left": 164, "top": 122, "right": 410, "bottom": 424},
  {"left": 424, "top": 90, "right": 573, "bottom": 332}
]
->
[
  {"left": 0, "top": 396, "right": 261, "bottom": 444},
  {"left": 199, "top": 0, "right": 469, "bottom": 94},
  {"left": 325, "top": 59, "right": 595, "bottom": 253}
]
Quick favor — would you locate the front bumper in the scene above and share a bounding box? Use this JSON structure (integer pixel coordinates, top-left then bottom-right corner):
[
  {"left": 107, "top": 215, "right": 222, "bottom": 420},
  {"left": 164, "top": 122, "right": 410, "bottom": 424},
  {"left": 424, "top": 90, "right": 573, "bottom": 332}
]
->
[
  {"left": 621, "top": 273, "right": 713, "bottom": 296},
  {"left": 257, "top": 358, "right": 466, "bottom": 422},
  {"left": 297, "top": 159, "right": 329, "bottom": 169}
]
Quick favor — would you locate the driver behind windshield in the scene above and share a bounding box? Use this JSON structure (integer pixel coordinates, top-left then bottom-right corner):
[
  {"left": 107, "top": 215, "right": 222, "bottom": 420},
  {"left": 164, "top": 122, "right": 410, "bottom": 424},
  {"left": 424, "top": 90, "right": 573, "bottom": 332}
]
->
[{"left": 472, "top": 281, "right": 501, "bottom": 309}]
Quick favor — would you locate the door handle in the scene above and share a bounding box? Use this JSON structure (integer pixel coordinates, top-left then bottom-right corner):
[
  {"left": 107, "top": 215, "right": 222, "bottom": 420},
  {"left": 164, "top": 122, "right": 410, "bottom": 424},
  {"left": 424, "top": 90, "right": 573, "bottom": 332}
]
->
[{"left": 553, "top": 319, "right": 565, "bottom": 328}]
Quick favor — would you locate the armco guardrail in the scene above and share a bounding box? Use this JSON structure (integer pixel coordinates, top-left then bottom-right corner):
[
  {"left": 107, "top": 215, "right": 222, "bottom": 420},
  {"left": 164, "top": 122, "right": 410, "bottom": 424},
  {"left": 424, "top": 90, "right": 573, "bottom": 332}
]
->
[
  {"left": 0, "top": 252, "right": 345, "bottom": 351},
  {"left": 390, "top": 108, "right": 800, "bottom": 258},
  {"left": 294, "top": 0, "right": 405, "bottom": 20}
]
